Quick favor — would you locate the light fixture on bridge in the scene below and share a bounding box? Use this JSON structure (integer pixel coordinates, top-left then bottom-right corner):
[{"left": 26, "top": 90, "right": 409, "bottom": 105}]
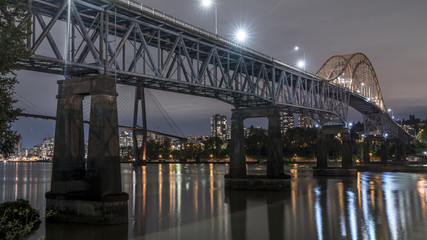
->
[
  {"left": 234, "top": 28, "right": 248, "bottom": 43},
  {"left": 294, "top": 46, "right": 299, "bottom": 51},
  {"left": 201, "top": 0, "right": 213, "bottom": 7},
  {"left": 297, "top": 60, "right": 305, "bottom": 69}
]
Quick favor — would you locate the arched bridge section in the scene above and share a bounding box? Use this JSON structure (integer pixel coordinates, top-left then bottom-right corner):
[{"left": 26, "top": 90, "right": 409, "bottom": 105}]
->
[
  {"left": 317, "top": 53, "right": 411, "bottom": 144},
  {"left": 20, "top": 0, "right": 349, "bottom": 123}
]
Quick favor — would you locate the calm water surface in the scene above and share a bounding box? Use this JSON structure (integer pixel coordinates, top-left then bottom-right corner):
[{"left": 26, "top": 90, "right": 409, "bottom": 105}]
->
[{"left": 1, "top": 162, "right": 427, "bottom": 240}]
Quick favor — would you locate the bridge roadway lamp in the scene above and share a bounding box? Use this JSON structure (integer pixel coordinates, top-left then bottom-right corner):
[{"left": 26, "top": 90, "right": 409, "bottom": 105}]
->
[
  {"left": 387, "top": 108, "right": 395, "bottom": 119},
  {"left": 201, "top": 0, "right": 218, "bottom": 35},
  {"left": 234, "top": 28, "right": 248, "bottom": 44},
  {"left": 297, "top": 60, "right": 305, "bottom": 69}
]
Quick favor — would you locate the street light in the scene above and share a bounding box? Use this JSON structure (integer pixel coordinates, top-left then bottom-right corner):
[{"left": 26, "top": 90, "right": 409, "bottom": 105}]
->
[
  {"left": 387, "top": 108, "right": 395, "bottom": 119},
  {"left": 297, "top": 60, "right": 305, "bottom": 69},
  {"left": 293, "top": 46, "right": 306, "bottom": 71},
  {"left": 234, "top": 28, "right": 248, "bottom": 43},
  {"left": 201, "top": 0, "right": 218, "bottom": 35}
]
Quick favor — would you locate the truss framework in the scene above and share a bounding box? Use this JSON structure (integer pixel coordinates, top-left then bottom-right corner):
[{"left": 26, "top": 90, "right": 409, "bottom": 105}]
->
[
  {"left": 317, "top": 53, "right": 412, "bottom": 144},
  {"left": 19, "top": 0, "right": 349, "bottom": 123}
]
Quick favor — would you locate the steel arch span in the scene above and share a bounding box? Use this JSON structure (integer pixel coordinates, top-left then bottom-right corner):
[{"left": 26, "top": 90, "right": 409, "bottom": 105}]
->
[
  {"left": 317, "top": 53, "right": 385, "bottom": 112},
  {"left": 317, "top": 53, "right": 412, "bottom": 144}
]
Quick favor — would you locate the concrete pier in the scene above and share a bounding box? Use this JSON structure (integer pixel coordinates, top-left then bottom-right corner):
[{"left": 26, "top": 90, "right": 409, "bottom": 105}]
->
[
  {"left": 314, "top": 126, "right": 357, "bottom": 176},
  {"left": 363, "top": 139, "right": 370, "bottom": 163},
  {"left": 225, "top": 107, "right": 290, "bottom": 190},
  {"left": 46, "top": 75, "right": 128, "bottom": 224},
  {"left": 228, "top": 109, "right": 246, "bottom": 177},
  {"left": 380, "top": 138, "right": 388, "bottom": 164}
]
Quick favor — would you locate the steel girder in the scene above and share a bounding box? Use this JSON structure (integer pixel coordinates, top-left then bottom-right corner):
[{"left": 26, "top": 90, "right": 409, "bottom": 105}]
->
[
  {"left": 317, "top": 53, "right": 412, "bottom": 144},
  {"left": 18, "top": 0, "right": 350, "bottom": 122}
]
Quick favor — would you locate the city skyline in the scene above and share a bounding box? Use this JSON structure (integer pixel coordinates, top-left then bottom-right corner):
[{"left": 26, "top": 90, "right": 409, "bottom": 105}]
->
[{"left": 12, "top": 0, "right": 427, "bottom": 148}]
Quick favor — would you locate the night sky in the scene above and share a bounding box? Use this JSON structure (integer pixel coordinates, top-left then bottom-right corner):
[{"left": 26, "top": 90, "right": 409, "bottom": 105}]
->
[{"left": 12, "top": 0, "right": 427, "bottom": 148}]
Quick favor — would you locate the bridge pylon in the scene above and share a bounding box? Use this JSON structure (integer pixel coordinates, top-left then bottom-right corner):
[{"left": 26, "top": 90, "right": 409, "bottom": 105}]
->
[
  {"left": 225, "top": 106, "right": 290, "bottom": 190},
  {"left": 132, "top": 86, "right": 147, "bottom": 166},
  {"left": 314, "top": 125, "right": 357, "bottom": 176},
  {"left": 46, "top": 75, "right": 128, "bottom": 224}
]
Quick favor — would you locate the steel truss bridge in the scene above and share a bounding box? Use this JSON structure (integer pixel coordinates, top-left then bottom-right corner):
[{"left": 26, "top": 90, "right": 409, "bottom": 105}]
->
[{"left": 18, "top": 0, "right": 411, "bottom": 144}]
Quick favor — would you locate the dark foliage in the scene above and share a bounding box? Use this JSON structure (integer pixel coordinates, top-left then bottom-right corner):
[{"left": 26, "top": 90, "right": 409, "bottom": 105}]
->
[
  {"left": 0, "top": 199, "right": 41, "bottom": 240},
  {"left": 0, "top": 0, "right": 31, "bottom": 157}
]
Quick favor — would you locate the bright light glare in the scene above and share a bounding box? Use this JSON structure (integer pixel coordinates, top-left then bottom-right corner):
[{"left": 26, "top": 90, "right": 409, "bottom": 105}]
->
[
  {"left": 297, "top": 60, "right": 305, "bottom": 68},
  {"left": 387, "top": 108, "right": 392, "bottom": 112},
  {"left": 234, "top": 28, "right": 248, "bottom": 43},
  {"left": 201, "top": 0, "right": 213, "bottom": 8},
  {"left": 294, "top": 46, "right": 299, "bottom": 51}
]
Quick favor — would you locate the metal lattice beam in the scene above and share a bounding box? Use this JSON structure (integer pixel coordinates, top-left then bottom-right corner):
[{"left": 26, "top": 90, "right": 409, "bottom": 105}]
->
[{"left": 20, "top": 0, "right": 350, "bottom": 125}]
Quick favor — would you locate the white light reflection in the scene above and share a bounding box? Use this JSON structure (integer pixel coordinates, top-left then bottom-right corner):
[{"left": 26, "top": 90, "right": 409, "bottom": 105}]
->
[
  {"left": 383, "top": 173, "right": 399, "bottom": 240},
  {"left": 361, "top": 175, "right": 376, "bottom": 239},
  {"left": 314, "top": 187, "right": 323, "bottom": 240},
  {"left": 347, "top": 191, "right": 358, "bottom": 240},
  {"left": 176, "top": 164, "right": 182, "bottom": 226},
  {"left": 2, "top": 163, "right": 6, "bottom": 201},
  {"left": 132, "top": 169, "right": 136, "bottom": 213}
]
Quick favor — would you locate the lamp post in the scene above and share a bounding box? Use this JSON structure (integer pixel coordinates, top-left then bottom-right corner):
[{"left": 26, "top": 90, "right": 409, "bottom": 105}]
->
[
  {"left": 234, "top": 28, "right": 248, "bottom": 44},
  {"left": 387, "top": 108, "right": 395, "bottom": 120},
  {"left": 201, "top": 0, "right": 218, "bottom": 35},
  {"left": 294, "top": 46, "right": 306, "bottom": 71}
]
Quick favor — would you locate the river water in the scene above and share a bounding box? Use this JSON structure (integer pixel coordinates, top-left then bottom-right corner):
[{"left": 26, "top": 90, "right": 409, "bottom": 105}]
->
[{"left": 1, "top": 162, "right": 427, "bottom": 240}]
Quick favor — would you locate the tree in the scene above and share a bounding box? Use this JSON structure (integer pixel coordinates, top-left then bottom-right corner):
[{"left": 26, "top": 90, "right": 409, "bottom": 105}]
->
[
  {"left": 0, "top": 0, "right": 31, "bottom": 156},
  {"left": 245, "top": 126, "right": 267, "bottom": 159}
]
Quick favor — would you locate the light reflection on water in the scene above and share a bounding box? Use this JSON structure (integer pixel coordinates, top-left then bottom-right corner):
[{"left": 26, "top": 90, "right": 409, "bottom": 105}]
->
[{"left": 1, "top": 162, "right": 427, "bottom": 239}]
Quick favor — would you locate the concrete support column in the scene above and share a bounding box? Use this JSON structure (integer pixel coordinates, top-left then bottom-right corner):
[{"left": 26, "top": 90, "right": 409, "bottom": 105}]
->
[
  {"left": 51, "top": 81, "right": 85, "bottom": 193},
  {"left": 86, "top": 76, "right": 122, "bottom": 196},
  {"left": 316, "top": 130, "right": 327, "bottom": 169},
  {"left": 341, "top": 129, "right": 352, "bottom": 169},
  {"left": 47, "top": 75, "right": 128, "bottom": 224},
  {"left": 267, "top": 108, "right": 284, "bottom": 177},
  {"left": 394, "top": 140, "right": 402, "bottom": 162},
  {"left": 363, "top": 139, "right": 370, "bottom": 163},
  {"left": 401, "top": 144, "right": 407, "bottom": 162},
  {"left": 229, "top": 109, "right": 246, "bottom": 177},
  {"left": 380, "top": 138, "right": 387, "bottom": 164}
]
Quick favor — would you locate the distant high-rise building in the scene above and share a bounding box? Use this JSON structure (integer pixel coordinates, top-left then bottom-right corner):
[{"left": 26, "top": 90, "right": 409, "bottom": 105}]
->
[
  {"left": 299, "top": 115, "right": 314, "bottom": 129},
  {"left": 30, "top": 144, "right": 42, "bottom": 158},
  {"left": 14, "top": 139, "right": 23, "bottom": 158},
  {"left": 280, "top": 112, "right": 294, "bottom": 133},
  {"left": 41, "top": 137, "right": 54, "bottom": 159},
  {"left": 119, "top": 131, "right": 133, "bottom": 148},
  {"left": 210, "top": 114, "right": 229, "bottom": 140}
]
